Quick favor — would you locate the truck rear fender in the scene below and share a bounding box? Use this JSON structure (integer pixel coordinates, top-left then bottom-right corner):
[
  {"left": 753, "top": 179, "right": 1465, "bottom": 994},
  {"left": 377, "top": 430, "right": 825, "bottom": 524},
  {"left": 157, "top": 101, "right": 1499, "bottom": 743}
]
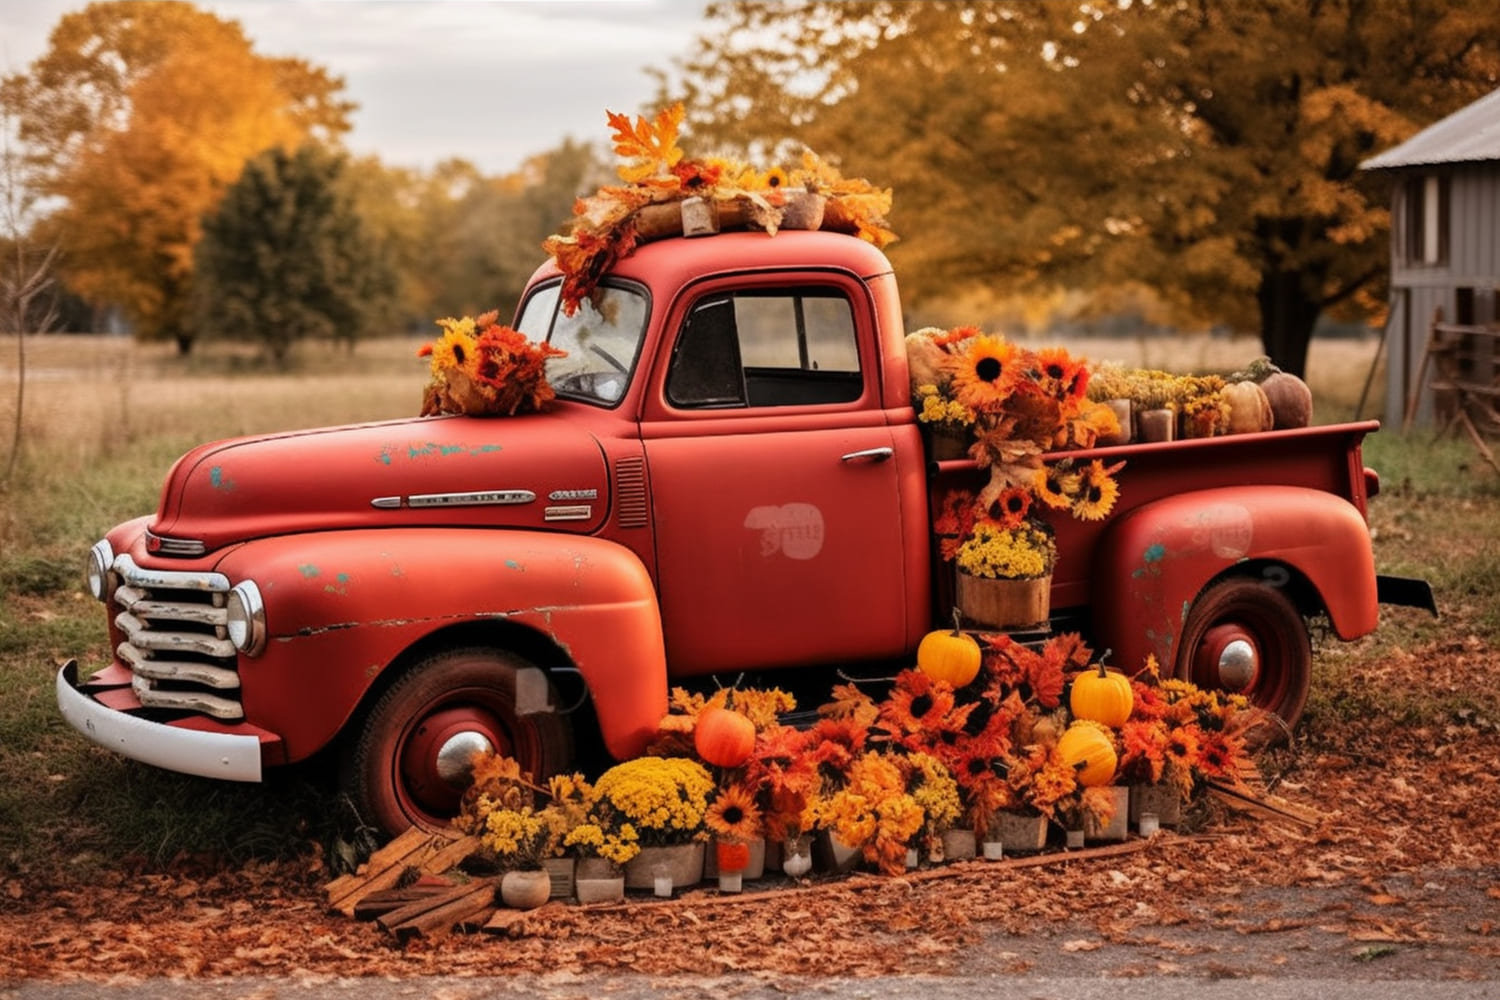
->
[
  {"left": 214, "top": 528, "right": 668, "bottom": 763},
  {"left": 1090, "top": 485, "right": 1378, "bottom": 674}
]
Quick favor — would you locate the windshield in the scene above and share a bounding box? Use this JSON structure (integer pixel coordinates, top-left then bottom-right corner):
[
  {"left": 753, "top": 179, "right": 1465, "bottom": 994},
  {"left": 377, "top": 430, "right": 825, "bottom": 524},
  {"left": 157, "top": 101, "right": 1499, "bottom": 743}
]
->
[{"left": 516, "top": 282, "right": 649, "bottom": 406}]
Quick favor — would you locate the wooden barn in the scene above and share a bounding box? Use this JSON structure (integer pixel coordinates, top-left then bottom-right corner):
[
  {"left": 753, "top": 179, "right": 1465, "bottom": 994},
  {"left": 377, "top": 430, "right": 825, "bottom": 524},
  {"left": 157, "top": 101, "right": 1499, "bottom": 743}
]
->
[{"left": 1361, "top": 86, "right": 1500, "bottom": 438}]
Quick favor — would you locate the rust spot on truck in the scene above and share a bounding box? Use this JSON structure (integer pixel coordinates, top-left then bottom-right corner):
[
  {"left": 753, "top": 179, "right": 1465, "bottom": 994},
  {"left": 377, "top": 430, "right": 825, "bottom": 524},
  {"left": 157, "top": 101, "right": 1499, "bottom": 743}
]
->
[{"left": 375, "top": 442, "right": 503, "bottom": 465}]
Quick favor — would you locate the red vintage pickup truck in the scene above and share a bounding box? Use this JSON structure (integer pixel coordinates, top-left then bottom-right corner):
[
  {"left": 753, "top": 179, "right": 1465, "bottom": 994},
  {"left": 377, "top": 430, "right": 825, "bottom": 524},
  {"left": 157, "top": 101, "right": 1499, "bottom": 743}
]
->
[{"left": 57, "top": 227, "right": 1433, "bottom": 836}]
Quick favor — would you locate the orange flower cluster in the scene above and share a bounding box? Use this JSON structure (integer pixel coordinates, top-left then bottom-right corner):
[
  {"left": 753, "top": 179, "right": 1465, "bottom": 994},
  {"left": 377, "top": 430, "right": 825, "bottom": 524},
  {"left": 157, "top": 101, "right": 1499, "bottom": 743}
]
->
[{"left": 1117, "top": 657, "right": 1261, "bottom": 798}]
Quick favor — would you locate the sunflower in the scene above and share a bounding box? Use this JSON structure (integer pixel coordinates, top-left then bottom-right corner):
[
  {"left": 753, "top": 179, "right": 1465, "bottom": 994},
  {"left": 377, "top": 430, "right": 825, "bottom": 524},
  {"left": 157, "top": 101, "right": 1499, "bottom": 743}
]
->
[
  {"left": 760, "top": 166, "right": 789, "bottom": 190},
  {"left": 1032, "top": 347, "right": 1085, "bottom": 402},
  {"left": 425, "top": 325, "right": 478, "bottom": 378},
  {"left": 705, "top": 782, "right": 762, "bottom": 842},
  {"left": 987, "top": 485, "right": 1033, "bottom": 529},
  {"left": 879, "top": 668, "right": 961, "bottom": 736},
  {"left": 1071, "top": 459, "right": 1122, "bottom": 521},
  {"left": 945, "top": 334, "right": 1019, "bottom": 412}
]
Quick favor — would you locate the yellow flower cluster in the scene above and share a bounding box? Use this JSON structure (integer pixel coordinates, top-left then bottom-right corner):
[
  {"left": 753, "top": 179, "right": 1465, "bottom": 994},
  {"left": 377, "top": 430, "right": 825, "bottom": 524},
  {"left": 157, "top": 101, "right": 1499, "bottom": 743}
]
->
[
  {"left": 904, "top": 751, "right": 962, "bottom": 843},
  {"left": 915, "top": 384, "right": 975, "bottom": 428},
  {"left": 480, "top": 806, "right": 549, "bottom": 867},
  {"left": 955, "top": 521, "right": 1054, "bottom": 580},
  {"left": 593, "top": 756, "right": 714, "bottom": 846},
  {"left": 562, "top": 821, "right": 641, "bottom": 866}
]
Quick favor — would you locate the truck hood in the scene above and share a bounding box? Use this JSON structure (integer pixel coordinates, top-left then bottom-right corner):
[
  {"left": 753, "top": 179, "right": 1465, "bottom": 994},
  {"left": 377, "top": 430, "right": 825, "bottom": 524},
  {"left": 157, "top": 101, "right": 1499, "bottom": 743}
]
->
[{"left": 150, "top": 413, "right": 611, "bottom": 553}]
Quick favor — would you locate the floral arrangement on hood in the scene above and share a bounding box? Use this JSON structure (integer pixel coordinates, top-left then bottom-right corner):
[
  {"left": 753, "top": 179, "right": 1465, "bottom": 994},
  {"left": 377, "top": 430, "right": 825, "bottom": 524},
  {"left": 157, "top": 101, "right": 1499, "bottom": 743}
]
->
[{"left": 417, "top": 309, "right": 567, "bottom": 417}]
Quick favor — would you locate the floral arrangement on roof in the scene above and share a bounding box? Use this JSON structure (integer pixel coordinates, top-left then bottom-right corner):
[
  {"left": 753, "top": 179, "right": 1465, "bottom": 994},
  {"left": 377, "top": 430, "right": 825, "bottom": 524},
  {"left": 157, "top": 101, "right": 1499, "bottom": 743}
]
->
[
  {"left": 542, "top": 102, "right": 898, "bottom": 316},
  {"left": 417, "top": 310, "right": 567, "bottom": 417},
  {"left": 911, "top": 326, "right": 1126, "bottom": 586}
]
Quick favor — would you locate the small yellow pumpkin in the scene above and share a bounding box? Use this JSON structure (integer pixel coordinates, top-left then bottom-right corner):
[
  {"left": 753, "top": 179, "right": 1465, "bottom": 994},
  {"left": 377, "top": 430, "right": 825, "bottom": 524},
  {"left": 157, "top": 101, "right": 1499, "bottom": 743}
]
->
[
  {"left": 1069, "top": 660, "right": 1134, "bottom": 729},
  {"left": 1057, "top": 721, "right": 1118, "bottom": 787},
  {"left": 916, "top": 608, "right": 982, "bottom": 689}
]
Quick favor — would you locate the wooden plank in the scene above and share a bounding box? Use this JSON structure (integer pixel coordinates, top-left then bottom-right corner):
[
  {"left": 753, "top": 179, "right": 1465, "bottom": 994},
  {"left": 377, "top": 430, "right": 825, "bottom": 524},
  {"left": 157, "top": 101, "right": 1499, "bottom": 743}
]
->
[
  {"left": 386, "top": 879, "right": 499, "bottom": 943},
  {"left": 377, "top": 877, "right": 497, "bottom": 937},
  {"left": 1206, "top": 779, "right": 1322, "bottom": 828},
  {"left": 324, "top": 828, "right": 432, "bottom": 901},
  {"left": 352, "top": 885, "right": 454, "bottom": 921},
  {"left": 327, "top": 830, "right": 449, "bottom": 917}
]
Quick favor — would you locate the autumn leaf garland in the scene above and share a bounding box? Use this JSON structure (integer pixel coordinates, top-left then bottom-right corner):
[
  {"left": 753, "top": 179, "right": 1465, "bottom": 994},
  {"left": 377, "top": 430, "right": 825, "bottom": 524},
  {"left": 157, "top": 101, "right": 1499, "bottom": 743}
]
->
[{"left": 542, "top": 103, "right": 898, "bottom": 315}]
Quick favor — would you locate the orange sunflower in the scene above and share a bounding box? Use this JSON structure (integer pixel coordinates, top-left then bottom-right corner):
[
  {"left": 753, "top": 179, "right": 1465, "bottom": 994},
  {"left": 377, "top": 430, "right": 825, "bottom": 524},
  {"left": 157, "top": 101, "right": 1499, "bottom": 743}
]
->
[
  {"left": 944, "top": 334, "right": 1019, "bottom": 412},
  {"left": 986, "top": 485, "right": 1033, "bottom": 529},
  {"left": 706, "top": 781, "right": 762, "bottom": 842},
  {"left": 1071, "top": 459, "right": 1122, "bottom": 521}
]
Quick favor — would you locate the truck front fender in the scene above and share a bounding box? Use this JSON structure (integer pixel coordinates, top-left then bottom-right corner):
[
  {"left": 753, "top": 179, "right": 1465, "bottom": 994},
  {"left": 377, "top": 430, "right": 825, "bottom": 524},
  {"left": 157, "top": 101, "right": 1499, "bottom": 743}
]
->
[
  {"left": 1091, "top": 485, "right": 1378, "bottom": 675},
  {"left": 214, "top": 528, "right": 667, "bottom": 763}
]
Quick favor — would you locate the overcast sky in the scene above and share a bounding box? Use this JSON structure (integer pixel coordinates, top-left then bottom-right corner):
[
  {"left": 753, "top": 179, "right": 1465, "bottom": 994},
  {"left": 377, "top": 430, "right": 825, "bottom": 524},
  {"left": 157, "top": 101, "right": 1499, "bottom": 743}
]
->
[{"left": 1, "top": 0, "right": 711, "bottom": 175}]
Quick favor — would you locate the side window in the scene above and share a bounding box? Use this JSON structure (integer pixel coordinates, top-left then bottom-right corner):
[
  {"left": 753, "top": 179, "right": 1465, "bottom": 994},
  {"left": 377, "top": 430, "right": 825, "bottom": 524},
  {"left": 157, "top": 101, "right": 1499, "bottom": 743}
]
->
[{"left": 665, "top": 288, "right": 862, "bottom": 409}]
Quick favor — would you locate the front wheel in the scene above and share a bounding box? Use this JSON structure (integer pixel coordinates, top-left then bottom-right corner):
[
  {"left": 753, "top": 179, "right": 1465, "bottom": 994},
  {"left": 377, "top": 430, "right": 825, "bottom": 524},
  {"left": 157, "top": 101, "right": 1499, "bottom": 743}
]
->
[
  {"left": 1175, "top": 577, "right": 1311, "bottom": 743},
  {"left": 344, "top": 647, "right": 573, "bottom": 836}
]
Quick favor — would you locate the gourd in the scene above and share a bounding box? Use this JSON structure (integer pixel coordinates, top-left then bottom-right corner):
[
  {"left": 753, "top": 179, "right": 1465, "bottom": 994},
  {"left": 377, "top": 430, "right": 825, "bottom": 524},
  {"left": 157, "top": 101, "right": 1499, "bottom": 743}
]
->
[
  {"left": 1222, "top": 380, "right": 1274, "bottom": 434},
  {"left": 1068, "top": 660, "right": 1134, "bottom": 728},
  {"left": 694, "top": 697, "right": 756, "bottom": 768},
  {"left": 1260, "top": 371, "right": 1313, "bottom": 429},
  {"left": 916, "top": 608, "right": 982, "bottom": 688},
  {"left": 1056, "top": 721, "right": 1118, "bottom": 787}
]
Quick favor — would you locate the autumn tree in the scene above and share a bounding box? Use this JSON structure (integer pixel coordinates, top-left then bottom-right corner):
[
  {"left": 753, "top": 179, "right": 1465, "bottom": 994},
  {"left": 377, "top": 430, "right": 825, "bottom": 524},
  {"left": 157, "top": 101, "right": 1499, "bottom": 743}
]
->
[
  {"left": 676, "top": 1, "right": 1500, "bottom": 376},
  {"left": 194, "top": 145, "right": 391, "bottom": 365},
  {"left": 1, "top": 1, "right": 352, "bottom": 352}
]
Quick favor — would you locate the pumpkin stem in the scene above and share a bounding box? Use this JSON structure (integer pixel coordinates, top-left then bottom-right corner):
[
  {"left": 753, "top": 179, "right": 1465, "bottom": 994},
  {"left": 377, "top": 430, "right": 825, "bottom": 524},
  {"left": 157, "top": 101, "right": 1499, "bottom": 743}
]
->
[
  {"left": 1095, "top": 648, "right": 1113, "bottom": 677},
  {"left": 949, "top": 606, "right": 963, "bottom": 637}
]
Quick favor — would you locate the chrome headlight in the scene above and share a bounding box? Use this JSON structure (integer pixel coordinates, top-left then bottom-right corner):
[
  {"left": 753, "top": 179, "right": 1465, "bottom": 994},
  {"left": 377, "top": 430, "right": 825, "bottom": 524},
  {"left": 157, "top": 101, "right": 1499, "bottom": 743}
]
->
[
  {"left": 225, "top": 580, "right": 267, "bottom": 656},
  {"left": 86, "top": 540, "right": 115, "bottom": 602}
]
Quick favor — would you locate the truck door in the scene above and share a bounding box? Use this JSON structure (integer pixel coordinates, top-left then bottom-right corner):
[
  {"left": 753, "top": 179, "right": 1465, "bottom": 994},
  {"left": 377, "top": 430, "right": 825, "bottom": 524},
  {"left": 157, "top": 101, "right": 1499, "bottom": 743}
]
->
[{"left": 641, "top": 282, "right": 911, "bottom": 675}]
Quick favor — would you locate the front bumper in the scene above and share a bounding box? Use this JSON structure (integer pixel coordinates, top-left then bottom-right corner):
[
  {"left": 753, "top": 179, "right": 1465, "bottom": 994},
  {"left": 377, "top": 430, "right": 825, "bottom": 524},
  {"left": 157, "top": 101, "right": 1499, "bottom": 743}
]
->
[{"left": 56, "top": 660, "right": 264, "bottom": 782}]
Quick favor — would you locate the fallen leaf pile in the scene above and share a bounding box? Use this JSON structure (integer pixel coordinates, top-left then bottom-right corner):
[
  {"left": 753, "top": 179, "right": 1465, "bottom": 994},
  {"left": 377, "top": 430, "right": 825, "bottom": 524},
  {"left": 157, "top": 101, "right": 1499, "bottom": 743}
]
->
[{"left": 3, "top": 632, "right": 1497, "bottom": 983}]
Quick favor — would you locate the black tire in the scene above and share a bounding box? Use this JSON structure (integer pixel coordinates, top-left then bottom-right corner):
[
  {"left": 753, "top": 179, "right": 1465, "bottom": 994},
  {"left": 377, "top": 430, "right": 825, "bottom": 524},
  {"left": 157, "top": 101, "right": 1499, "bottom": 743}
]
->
[
  {"left": 344, "top": 647, "right": 573, "bottom": 836},
  {"left": 1174, "top": 576, "right": 1311, "bottom": 744}
]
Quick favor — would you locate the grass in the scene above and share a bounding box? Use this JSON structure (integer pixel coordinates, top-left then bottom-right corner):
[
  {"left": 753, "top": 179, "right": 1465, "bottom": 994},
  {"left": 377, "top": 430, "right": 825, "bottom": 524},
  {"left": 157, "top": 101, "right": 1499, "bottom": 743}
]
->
[{"left": 0, "top": 330, "right": 1495, "bottom": 879}]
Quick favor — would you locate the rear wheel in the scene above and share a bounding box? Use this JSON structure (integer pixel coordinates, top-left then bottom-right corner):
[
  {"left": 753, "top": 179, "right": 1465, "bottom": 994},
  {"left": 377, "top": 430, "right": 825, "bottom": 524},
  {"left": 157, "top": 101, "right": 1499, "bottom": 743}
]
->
[
  {"left": 344, "top": 647, "right": 573, "bottom": 836},
  {"left": 1175, "top": 577, "right": 1311, "bottom": 744}
]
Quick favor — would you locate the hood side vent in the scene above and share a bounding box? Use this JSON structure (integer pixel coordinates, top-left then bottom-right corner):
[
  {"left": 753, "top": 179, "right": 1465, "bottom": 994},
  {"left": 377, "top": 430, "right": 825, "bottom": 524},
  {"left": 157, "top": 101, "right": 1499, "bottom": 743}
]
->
[{"left": 614, "top": 457, "right": 648, "bottom": 529}]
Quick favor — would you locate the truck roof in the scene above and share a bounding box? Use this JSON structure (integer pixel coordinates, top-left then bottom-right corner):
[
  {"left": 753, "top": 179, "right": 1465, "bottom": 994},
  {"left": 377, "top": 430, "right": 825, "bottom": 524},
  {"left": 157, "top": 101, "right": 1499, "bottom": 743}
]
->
[{"left": 527, "top": 228, "right": 898, "bottom": 297}]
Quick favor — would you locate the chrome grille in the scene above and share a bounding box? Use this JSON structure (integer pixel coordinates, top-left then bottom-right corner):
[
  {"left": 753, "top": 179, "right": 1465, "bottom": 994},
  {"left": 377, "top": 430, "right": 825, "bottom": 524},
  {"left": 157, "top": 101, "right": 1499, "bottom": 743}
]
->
[{"left": 109, "top": 555, "right": 244, "bottom": 720}]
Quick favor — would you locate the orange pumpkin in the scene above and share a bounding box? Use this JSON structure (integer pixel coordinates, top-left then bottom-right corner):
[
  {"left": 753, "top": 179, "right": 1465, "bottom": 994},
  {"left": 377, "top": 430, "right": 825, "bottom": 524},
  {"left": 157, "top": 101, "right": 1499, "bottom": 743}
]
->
[
  {"left": 694, "top": 702, "right": 756, "bottom": 768},
  {"left": 1057, "top": 721, "right": 1118, "bottom": 787},
  {"left": 1069, "top": 661, "right": 1134, "bottom": 728},
  {"left": 917, "top": 608, "right": 982, "bottom": 688}
]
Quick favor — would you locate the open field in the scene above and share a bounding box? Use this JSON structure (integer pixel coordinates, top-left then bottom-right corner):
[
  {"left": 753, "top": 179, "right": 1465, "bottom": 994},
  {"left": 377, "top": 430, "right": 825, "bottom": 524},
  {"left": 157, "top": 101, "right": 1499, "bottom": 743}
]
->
[{"left": 0, "top": 331, "right": 1497, "bottom": 985}]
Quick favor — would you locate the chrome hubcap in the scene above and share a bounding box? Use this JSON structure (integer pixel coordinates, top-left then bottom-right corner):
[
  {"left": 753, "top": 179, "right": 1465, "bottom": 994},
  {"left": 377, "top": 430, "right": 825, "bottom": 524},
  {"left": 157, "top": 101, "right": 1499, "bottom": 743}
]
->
[
  {"left": 436, "top": 730, "right": 493, "bottom": 787},
  {"left": 1217, "top": 638, "right": 1258, "bottom": 691}
]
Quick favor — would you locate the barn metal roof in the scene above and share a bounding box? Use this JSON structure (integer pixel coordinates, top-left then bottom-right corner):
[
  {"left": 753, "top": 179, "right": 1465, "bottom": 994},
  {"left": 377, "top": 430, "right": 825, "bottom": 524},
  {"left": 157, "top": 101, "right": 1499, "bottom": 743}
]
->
[{"left": 1361, "top": 86, "right": 1500, "bottom": 170}]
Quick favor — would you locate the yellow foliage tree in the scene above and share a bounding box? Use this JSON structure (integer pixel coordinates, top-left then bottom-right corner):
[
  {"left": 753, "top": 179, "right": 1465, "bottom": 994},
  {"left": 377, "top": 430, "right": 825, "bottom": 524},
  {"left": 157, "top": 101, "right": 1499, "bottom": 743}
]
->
[
  {"left": 676, "top": 1, "right": 1500, "bottom": 377},
  {"left": 4, "top": 1, "right": 352, "bottom": 351}
]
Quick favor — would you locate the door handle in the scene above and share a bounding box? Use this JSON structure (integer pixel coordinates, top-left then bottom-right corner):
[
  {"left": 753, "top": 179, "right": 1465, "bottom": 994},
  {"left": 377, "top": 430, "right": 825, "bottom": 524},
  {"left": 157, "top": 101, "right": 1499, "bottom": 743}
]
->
[{"left": 840, "top": 446, "right": 893, "bottom": 464}]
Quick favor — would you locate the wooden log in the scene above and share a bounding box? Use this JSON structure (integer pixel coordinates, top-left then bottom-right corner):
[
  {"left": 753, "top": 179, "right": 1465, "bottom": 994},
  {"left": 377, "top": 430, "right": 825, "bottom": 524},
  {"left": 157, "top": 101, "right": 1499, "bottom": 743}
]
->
[
  {"left": 351, "top": 884, "right": 454, "bottom": 921},
  {"left": 324, "top": 827, "right": 431, "bottom": 903},
  {"left": 1206, "top": 779, "right": 1322, "bottom": 828},
  {"left": 378, "top": 877, "right": 498, "bottom": 941}
]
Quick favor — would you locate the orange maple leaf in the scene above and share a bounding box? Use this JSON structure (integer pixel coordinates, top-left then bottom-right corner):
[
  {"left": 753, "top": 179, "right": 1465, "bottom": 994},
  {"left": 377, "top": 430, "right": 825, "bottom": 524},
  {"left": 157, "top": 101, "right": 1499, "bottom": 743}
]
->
[{"left": 608, "top": 103, "right": 685, "bottom": 183}]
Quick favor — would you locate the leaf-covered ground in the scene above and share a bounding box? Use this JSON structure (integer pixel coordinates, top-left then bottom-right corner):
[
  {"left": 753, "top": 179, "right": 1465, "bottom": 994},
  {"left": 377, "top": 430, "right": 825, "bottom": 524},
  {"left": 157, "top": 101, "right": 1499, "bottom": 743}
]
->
[{"left": 3, "top": 631, "right": 1497, "bottom": 985}]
